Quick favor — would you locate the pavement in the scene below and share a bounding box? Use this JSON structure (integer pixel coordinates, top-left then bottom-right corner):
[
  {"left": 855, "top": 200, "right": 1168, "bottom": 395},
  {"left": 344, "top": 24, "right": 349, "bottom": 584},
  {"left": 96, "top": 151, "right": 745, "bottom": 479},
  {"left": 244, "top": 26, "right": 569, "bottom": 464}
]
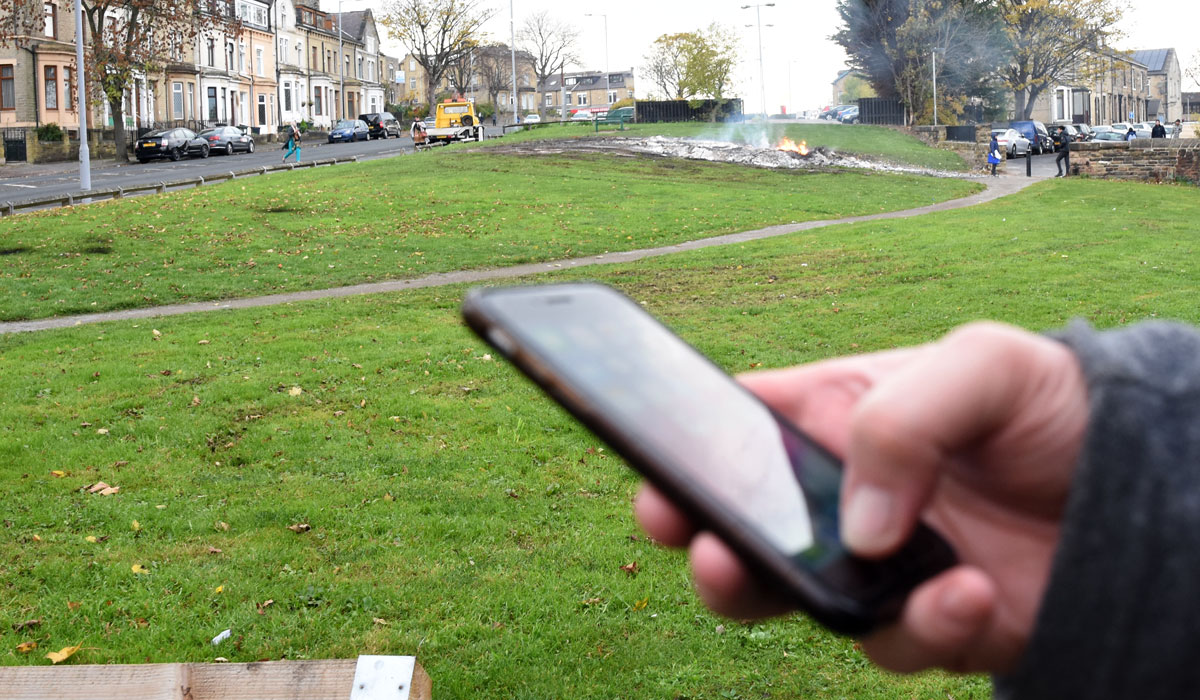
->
[{"left": 0, "top": 168, "right": 1046, "bottom": 335}]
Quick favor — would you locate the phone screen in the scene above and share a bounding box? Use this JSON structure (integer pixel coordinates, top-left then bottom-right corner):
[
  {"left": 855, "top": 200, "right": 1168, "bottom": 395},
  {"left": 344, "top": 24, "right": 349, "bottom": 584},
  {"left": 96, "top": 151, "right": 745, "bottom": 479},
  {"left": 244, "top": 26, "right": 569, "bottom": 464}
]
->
[
  {"left": 479, "top": 285, "right": 845, "bottom": 568},
  {"left": 465, "top": 284, "right": 955, "bottom": 633}
]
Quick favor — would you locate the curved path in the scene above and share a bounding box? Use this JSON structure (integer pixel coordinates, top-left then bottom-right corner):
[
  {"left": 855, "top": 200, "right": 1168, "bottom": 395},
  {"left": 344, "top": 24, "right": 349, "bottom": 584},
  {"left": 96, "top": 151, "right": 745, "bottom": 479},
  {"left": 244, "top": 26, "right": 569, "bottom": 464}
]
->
[{"left": 0, "top": 173, "right": 1041, "bottom": 335}]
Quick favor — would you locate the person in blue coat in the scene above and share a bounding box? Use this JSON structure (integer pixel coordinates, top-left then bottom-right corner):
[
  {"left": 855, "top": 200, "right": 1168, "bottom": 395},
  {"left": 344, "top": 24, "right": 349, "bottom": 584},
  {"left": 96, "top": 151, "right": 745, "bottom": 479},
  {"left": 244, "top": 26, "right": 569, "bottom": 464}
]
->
[{"left": 987, "top": 134, "right": 1002, "bottom": 177}]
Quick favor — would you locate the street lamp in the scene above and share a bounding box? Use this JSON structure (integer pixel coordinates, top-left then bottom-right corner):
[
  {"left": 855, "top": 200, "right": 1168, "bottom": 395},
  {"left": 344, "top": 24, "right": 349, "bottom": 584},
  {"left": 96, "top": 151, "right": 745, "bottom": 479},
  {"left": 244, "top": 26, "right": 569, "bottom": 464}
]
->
[
  {"left": 584, "top": 13, "right": 609, "bottom": 112},
  {"left": 932, "top": 46, "right": 945, "bottom": 126},
  {"left": 74, "top": 0, "right": 90, "bottom": 191},
  {"left": 742, "top": 3, "right": 774, "bottom": 120},
  {"left": 510, "top": 0, "right": 517, "bottom": 124}
]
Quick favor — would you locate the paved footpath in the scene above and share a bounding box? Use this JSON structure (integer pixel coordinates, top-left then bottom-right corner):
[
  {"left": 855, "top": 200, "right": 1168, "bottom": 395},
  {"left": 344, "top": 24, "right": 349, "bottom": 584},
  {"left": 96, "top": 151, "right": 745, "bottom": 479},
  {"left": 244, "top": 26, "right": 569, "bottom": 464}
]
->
[{"left": 0, "top": 172, "right": 1045, "bottom": 335}]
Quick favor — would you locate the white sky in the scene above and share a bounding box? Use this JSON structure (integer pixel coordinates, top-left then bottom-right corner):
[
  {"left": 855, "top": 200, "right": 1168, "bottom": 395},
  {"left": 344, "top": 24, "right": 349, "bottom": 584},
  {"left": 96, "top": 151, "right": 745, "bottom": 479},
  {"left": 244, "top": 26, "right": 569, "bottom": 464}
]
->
[{"left": 342, "top": 0, "right": 1199, "bottom": 113}]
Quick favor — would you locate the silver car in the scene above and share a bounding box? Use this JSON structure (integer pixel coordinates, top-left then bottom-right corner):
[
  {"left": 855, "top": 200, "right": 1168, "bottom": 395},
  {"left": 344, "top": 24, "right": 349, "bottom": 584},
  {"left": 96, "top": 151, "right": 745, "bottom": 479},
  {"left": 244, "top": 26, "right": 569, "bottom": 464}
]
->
[{"left": 991, "top": 128, "right": 1031, "bottom": 157}]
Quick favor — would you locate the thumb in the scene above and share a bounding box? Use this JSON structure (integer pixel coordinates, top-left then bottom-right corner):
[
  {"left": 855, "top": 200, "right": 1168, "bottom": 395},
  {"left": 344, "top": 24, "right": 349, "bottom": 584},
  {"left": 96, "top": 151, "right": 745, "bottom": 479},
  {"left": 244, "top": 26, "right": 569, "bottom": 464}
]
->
[{"left": 840, "top": 322, "right": 1064, "bottom": 556}]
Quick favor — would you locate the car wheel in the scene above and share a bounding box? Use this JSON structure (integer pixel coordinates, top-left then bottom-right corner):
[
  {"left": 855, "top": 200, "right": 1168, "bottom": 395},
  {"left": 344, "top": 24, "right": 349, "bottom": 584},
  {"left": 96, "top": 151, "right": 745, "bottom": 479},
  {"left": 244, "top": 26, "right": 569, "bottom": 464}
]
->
[
  {"left": 138, "top": 157, "right": 149, "bottom": 164},
  {"left": 169, "top": 147, "right": 181, "bottom": 162},
  {"left": 247, "top": 140, "right": 254, "bottom": 153},
  {"left": 225, "top": 142, "right": 235, "bottom": 155},
  {"left": 199, "top": 144, "right": 210, "bottom": 158}
]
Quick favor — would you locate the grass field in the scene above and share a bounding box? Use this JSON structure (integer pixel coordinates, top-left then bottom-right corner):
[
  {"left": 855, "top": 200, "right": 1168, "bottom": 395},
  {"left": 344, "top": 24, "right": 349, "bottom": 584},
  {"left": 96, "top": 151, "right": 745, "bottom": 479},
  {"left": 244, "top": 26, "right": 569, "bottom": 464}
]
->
[
  {"left": 0, "top": 148, "right": 978, "bottom": 322},
  {"left": 507, "top": 121, "right": 969, "bottom": 171},
  {"left": 2, "top": 177, "right": 1197, "bottom": 697}
]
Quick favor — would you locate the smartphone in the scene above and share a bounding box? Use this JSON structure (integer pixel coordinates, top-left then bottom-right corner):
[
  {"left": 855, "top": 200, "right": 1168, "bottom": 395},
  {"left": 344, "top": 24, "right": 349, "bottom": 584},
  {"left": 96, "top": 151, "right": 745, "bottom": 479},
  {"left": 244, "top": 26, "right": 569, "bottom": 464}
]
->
[{"left": 462, "top": 282, "right": 956, "bottom": 635}]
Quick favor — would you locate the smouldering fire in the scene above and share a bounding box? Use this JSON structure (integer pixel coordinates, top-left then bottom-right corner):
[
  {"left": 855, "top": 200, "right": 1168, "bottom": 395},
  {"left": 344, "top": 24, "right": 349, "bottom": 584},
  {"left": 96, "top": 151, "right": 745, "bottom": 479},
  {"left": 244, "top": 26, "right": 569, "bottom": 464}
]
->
[{"left": 777, "top": 137, "right": 810, "bottom": 156}]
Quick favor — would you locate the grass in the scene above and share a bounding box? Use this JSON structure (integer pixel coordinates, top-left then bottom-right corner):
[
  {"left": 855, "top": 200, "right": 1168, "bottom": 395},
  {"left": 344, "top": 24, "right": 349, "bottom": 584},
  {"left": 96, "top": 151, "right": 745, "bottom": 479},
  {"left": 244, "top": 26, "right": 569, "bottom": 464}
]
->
[
  {"left": 0, "top": 149, "right": 979, "bottom": 323},
  {"left": 2, "top": 177, "right": 1197, "bottom": 698},
  {"left": 507, "top": 121, "right": 969, "bottom": 171}
]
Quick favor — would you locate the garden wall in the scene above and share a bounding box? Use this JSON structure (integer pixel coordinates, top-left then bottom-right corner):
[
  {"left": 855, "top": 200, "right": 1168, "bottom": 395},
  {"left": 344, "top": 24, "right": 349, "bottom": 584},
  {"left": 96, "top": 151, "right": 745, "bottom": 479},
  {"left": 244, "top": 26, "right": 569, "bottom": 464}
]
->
[
  {"left": 909, "top": 124, "right": 998, "bottom": 173},
  {"left": 1073, "top": 139, "right": 1200, "bottom": 182}
]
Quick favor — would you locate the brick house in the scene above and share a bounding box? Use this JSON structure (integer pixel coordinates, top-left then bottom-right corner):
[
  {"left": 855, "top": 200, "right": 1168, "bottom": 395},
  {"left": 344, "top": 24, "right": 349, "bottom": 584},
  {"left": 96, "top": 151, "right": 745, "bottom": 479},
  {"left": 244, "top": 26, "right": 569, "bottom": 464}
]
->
[
  {"left": 0, "top": 0, "right": 81, "bottom": 131},
  {"left": 1027, "top": 48, "right": 1150, "bottom": 125},
  {"left": 539, "top": 69, "right": 635, "bottom": 118},
  {"left": 1131, "top": 48, "right": 1183, "bottom": 122}
]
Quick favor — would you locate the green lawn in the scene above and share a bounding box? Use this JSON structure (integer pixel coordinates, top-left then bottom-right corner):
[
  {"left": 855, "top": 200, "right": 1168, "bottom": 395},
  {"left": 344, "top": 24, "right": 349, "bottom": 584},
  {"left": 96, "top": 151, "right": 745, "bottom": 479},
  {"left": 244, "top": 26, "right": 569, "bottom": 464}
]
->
[
  {"left": 2, "top": 177, "right": 1196, "bottom": 698},
  {"left": 0, "top": 149, "right": 978, "bottom": 322},
  {"left": 507, "top": 121, "right": 968, "bottom": 171}
]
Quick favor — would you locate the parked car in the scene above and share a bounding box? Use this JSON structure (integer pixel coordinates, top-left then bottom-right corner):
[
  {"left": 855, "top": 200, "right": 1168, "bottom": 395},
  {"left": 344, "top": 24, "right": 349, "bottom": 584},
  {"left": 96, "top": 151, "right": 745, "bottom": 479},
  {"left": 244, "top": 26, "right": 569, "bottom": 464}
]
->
[
  {"left": 328, "top": 119, "right": 369, "bottom": 143},
  {"left": 1110, "top": 122, "right": 1131, "bottom": 132},
  {"left": 832, "top": 105, "right": 857, "bottom": 122},
  {"left": 838, "top": 106, "right": 860, "bottom": 124},
  {"left": 197, "top": 126, "right": 255, "bottom": 155},
  {"left": 1094, "top": 130, "right": 1126, "bottom": 142},
  {"left": 602, "top": 106, "right": 634, "bottom": 124},
  {"left": 822, "top": 105, "right": 854, "bottom": 120},
  {"left": 523, "top": 113, "right": 542, "bottom": 124},
  {"left": 1072, "top": 123, "right": 1094, "bottom": 141},
  {"left": 570, "top": 110, "right": 594, "bottom": 121},
  {"left": 358, "top": 112, "right": 401, "bottom": 139},
  {"left": 991, "top": 127, "right": 1031, "bottom": 157},
  {"left": 1009, "top": 120, "right": 1052, "bottom": 155},
  {"left": 135, "top": 128, "right": 210, "bottom": 163}
]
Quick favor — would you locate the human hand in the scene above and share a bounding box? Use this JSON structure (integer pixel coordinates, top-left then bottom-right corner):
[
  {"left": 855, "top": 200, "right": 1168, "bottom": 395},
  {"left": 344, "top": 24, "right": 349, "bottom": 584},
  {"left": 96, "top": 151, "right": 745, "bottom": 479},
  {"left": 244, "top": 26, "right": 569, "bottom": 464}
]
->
[{"left": 634, "top": 322, "right": 1088, "bottom": 674}]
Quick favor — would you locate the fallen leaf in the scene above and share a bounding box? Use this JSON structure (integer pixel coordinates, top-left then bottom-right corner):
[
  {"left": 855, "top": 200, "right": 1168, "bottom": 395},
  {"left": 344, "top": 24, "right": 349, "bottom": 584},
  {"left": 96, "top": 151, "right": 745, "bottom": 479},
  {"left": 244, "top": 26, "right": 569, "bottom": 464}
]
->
[
  {"left": 287, "top": 523, "right": 311, "bottom": 533},
  {"left": 359, "top": 399, "right": 366, "bottom": 408},
  {"left": 16, "top": 641, "right": 38, "bottom": 653},
  {"left": 131, "top": 520, "right": 141, "bottom": 532},
  {"left": 198, "top": 339, "right": 210, "bottom": 345},
  {"left": 50, "top": 470, "right": 66, "bottom": 478},
  {"left": 256, "top": 599, "right": 274, "bottom": 615},
  {"left": 45, "top": 644, "right": 81, "bottom": 664},
  {"left": 633, "top": 597, "right": 649, "bottom": 611},
  {"left": 85, "top": 536, "right": 98, "bottom": 543},
  {"left": 191, "top": 396, "right": 201, "bottom": 407},
  {"left": 619, "top": 561, "right": 639, "bottom": 577},
  {"left": 131, "top": 564, "right": 149, "bottom": 574},
  {"left": 31, "top": 535, "right": 41, "bottom": 542},
  {"left": 333, "top": 410, "right": 345, "bottom": 417},
  {"left": 383, "top": 493, "right": 394, "bottom": 502},
  {"left": 581, "top": 597, "right": 603, "bottom": 606},
  {"left": 152, "top": 329, "right": 162, "bottom": 337},
  {"left": 216, "top": 521, "right": 230, "bottom": 532},
  {"left": 155, "top": 504, "right": 167, "bottom": 510},
  {"left": 96, "top": 428, "right": 109, "bottom": 435},
  {"left": 207, "top": 547, "right": 223, "bottom": 554},
  {"left": 66, "top": 601, "right": 81, "bottom": 611},
  {"left": 12, "top": 619, "right": 40, "bottom": 632},
  {"left": 98, "top": 486, "right": 119, "bottom": 496},
  {"left": 288, "top": 386, "right": 303, "bottom": 396},
  {"left": 214, "top": 585, "right": 224, "bottom": 594}
]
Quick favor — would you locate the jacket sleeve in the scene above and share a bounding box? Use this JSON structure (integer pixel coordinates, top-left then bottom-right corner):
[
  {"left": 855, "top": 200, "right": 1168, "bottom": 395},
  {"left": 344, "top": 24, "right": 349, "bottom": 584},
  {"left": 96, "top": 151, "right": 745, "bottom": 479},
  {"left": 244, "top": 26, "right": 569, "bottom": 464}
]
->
[{"left": 994, "top": 320, "right": 1200, "bottom": 699}]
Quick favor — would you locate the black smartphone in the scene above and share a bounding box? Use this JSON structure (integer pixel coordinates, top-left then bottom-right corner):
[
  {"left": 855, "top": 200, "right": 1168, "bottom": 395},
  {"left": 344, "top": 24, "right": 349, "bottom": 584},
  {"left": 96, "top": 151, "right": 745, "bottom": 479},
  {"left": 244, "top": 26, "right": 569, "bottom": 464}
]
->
[{"left": 462, "top": 282, "right": 956, "bottom": 635}]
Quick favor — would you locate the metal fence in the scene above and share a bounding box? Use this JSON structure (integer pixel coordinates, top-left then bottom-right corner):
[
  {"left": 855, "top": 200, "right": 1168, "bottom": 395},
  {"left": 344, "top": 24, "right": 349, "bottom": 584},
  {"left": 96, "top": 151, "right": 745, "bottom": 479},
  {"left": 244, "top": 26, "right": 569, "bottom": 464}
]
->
[
  {"left": 857, "top": 98, "right": 905, "bottom": 126},
  {"left": 945, "top": 125, "right": 978, "bottom": 142},
  {"left": 635, "top": 99, "right": 744, "bottom": 123},
  {"left": 3, "top": 128, "right": 28, "bottom": 162}
]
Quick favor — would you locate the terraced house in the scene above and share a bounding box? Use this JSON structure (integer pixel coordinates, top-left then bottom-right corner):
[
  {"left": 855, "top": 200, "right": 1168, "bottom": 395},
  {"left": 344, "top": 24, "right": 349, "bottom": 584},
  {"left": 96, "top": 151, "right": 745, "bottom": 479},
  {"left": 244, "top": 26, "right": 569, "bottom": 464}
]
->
[{"left": 1, "top": 0, "right": 397, "bottom": 162}]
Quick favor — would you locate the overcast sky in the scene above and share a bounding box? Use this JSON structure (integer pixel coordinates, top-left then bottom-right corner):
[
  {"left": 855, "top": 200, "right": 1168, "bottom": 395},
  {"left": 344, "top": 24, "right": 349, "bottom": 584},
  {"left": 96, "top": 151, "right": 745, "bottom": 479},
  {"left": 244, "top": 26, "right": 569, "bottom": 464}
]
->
[{"left": 344, "top": 0, "right": 1199, "bottom": 113}]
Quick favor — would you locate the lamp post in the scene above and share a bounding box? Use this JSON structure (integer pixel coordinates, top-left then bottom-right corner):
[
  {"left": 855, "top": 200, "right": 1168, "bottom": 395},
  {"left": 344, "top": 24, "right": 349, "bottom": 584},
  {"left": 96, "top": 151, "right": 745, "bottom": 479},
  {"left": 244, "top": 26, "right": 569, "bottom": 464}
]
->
[
  {"left": 510, "top": 0, "right": 517, "bottom": 124},
  {"left": 584, "top": 13, "right": 609, "bottom": 112},
  {"left": 742, "top": 3, "right": 774, "bottom": 120},
  {"left": 931, "top": 46, "right": 945, "bottom": 126},
  {"left": 75, "top": 0, "right": 90, "bottom": 191},
  {"left": 337, "top": 0, "right": 344, "bottom": 120}
]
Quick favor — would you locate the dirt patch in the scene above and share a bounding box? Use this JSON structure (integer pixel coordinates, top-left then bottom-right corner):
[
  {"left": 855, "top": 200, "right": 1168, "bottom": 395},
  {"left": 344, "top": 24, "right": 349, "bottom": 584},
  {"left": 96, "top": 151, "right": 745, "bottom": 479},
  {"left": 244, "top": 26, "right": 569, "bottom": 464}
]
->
[{"left": 486, "top": 136, "right": 974, "bottom": 179}]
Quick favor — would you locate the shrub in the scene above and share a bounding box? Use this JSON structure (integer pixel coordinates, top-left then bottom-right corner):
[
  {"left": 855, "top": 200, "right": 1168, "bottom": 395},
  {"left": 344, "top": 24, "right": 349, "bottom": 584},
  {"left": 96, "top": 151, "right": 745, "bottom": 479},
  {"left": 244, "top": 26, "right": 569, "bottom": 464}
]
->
[{"left": 36, "top": 123, "right": 64, "bottom": 142}]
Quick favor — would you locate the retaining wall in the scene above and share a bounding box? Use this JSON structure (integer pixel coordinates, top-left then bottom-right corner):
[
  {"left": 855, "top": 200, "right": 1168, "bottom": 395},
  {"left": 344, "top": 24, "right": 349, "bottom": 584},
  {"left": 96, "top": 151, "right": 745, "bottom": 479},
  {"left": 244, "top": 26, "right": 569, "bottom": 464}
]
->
[
  {"left": 1072, "top": 139, "right": 1200, "bottom": 182},
  {"left": 909, "top": 124, "right": 999, "bottom": 173}
]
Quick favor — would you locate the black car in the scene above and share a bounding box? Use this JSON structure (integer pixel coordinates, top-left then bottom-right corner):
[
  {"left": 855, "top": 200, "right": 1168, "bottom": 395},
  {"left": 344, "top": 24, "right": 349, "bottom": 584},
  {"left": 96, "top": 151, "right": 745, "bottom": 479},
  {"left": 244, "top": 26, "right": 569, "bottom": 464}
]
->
[
  {"left": 197, "top": 126, "right": 256, "bottom": 155},
  {"left": 358, "top": 112, "right": 401, "bottom": 139},
  {"left": 135, "top": 128, "right": 210, "bottom": 163},
  {"left": 1009, "top": 120, "right": 1053, "bottom": 155}
]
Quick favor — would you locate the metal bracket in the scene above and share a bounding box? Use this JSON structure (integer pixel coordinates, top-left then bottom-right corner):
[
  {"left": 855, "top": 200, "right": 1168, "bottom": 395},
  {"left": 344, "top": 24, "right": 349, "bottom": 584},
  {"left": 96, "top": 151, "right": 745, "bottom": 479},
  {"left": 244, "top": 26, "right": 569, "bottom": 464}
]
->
[{"left": 348, "top": 655, "right": 417, "bottom": 700}]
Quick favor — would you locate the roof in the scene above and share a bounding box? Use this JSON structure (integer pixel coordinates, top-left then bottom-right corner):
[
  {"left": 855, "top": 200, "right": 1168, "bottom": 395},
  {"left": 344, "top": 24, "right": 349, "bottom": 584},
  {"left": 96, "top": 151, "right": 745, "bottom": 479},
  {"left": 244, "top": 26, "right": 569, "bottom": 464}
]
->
[
  {"left": 1130, "top": 48, "right": 1172, "bottom": 73},
  {"left": 333, "top": 10, "right": 367, "bottom": 41},
  {"left": 539, "top": 70, "right": 634, "bottom": 93},
  {"left": 832, "top": 69, "right": 858, "bottom": 85}
]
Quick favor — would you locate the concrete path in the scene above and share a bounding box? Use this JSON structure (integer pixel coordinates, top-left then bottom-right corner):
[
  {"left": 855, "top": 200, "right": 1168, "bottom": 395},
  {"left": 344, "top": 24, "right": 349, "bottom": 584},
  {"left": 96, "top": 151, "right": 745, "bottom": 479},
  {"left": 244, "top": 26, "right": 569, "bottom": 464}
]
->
[{"left": 0, "top": 172, "right": 1045, "bottom": 335}]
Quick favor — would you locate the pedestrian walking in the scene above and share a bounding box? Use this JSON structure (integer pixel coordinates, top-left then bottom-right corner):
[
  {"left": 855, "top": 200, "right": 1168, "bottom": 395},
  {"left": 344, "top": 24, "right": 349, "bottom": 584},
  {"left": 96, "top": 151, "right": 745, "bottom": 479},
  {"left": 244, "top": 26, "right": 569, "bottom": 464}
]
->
[
  {"left": 987, "top": 133, "right": 1002, "bottom": 177},
  {"left": 1126, "top": 127, "right": 1137, "bottom": 141},
  {"left": 282, "top": 122, "right": 301, "bottom": 163},
  {"left": 410, "top": 118, "right": 427, "bottom": 149},
  {"left": 1054, "top": 125, "right": 1071, "bottom": 177},
  {"left": 1151, "top": 119, "right": 1167, "bottom": 139},
  {"left": 1172, "top": 119, "right": 1184, "bottom": 139}
]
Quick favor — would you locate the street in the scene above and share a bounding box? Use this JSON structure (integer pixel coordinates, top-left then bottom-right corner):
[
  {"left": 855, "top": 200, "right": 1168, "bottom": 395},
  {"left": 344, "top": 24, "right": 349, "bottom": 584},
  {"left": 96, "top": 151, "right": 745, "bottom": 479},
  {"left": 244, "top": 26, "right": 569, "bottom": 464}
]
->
[{"left": 0, "top": 134, "right": 416, "bottom": 206}]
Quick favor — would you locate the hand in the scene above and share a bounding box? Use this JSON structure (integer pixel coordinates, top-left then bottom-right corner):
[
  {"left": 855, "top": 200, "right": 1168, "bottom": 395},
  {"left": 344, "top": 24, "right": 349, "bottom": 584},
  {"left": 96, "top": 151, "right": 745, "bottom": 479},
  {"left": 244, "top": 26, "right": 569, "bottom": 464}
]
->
[{"left": 635, "top": 322, "right": 1088, "bottom": 674}]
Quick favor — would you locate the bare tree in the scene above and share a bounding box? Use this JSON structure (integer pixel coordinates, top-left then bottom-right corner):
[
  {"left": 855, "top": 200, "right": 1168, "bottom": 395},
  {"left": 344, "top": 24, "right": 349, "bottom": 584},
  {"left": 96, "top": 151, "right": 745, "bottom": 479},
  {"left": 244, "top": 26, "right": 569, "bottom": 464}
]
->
[
  {"left": 446, "top": 43, "right": 477, "bottom": 97},
  {"left": 517, "top": 10, "right": 577, "bottom": 117},
  {"left": 474, "top": 44, "right": 511, "bottom": 114},
  {"left": 380, "top": 0, "right": 495, "bottom": 113}
]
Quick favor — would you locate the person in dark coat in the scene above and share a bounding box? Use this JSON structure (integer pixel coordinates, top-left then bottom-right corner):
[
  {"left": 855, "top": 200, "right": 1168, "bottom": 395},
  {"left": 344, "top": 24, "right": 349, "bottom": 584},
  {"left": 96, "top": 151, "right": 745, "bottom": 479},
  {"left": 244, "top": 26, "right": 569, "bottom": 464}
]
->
[
  {"left": 987, "top": 134, "right": 1002, "bottom": 176},
  {"left": 1054, "top": 126, "right": 1071, "bottom": 177},
  {"left": 1151, "top": 120, "right": 1167, "bottom": 138}
]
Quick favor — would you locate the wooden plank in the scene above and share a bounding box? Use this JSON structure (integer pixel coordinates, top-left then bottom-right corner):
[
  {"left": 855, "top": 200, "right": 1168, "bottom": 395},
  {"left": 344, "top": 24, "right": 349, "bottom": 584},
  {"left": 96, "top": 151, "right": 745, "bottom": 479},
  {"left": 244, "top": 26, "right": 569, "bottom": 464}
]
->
[{"left": 0, "top": 658, "right": 430, "bottom": 700}]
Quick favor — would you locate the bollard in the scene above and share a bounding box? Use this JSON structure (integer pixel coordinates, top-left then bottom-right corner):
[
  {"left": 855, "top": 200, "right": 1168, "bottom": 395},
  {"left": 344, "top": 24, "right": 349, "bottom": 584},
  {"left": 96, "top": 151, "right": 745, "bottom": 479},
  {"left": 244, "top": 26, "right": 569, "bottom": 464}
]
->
[
  {"left": 157, "top": 181, "right": 166, "bottom": 194},
  {"left": 1026, "top": 149, "right": 1032, "bottom": 177}
]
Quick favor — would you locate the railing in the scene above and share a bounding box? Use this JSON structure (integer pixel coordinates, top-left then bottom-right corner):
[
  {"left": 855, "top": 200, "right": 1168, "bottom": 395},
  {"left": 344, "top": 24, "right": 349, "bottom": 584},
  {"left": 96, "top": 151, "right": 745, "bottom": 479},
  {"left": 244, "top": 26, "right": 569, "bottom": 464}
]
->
[{"left": 1, "top": 155, "right": 362, "bottom": 217}]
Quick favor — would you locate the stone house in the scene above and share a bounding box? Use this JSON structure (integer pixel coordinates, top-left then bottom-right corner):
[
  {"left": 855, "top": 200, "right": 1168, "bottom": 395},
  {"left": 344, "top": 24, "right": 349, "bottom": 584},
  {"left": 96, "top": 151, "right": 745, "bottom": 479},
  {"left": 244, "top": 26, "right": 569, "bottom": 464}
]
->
[
  {"left": 0, "top": 0, "right": 81, "bottom": 131},
  {"left": 1027, "top": 47, "right": 1149, "bottom": 126},
  {"left": 1130, "top": 48, "right": 1182, "bottom": 122},
  {"left": 538, "top": 69, "right": 635, "bottom": 117}
]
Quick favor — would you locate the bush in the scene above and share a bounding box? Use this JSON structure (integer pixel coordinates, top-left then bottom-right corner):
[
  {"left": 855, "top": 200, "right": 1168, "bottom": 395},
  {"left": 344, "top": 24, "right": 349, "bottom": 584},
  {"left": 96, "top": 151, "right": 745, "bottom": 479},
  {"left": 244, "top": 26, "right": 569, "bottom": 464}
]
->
[{"left": 36, "top": 123, "right": 64, "bottom": 142}]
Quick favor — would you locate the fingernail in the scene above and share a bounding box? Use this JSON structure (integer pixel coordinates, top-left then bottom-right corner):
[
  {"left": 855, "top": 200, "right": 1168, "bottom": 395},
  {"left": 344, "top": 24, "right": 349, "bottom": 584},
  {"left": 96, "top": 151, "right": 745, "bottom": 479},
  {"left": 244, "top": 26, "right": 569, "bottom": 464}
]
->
[{"left": 842, "top": 484, "right": 897, "bottom": 553}]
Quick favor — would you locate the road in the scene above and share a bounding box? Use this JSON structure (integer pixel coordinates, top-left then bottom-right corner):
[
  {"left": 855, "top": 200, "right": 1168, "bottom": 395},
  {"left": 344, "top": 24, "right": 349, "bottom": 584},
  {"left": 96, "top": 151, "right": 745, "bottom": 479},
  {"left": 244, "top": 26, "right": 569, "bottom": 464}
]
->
[{"left": 0, "top": 134, "right": 416, "bottom": 206}]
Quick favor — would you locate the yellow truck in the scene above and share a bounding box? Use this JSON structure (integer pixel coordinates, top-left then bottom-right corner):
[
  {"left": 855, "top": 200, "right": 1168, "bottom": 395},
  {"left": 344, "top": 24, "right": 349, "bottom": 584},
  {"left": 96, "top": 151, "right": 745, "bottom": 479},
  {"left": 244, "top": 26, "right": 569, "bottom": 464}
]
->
[{"left": 425, "top": 100, "right": 486, "bottom": 144}]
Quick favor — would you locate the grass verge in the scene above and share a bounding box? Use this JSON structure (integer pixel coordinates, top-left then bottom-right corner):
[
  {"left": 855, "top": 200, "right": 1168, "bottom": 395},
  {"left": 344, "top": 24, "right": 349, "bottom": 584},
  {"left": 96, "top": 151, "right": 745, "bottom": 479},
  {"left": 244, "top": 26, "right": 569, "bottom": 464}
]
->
[
  {"left": 2, "top": 177, "right": 1196, "bottom": 697},
  {"left": 0, "top": 150, "right": 978, "bottom": 322}
]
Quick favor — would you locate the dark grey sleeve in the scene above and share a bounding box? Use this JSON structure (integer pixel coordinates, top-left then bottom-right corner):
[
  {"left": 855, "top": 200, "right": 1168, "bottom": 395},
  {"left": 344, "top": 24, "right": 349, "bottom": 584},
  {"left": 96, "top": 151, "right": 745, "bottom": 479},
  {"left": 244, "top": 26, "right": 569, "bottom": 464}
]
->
[{"left": 994, "top": 320, "right": 1200, "bottom": 699}]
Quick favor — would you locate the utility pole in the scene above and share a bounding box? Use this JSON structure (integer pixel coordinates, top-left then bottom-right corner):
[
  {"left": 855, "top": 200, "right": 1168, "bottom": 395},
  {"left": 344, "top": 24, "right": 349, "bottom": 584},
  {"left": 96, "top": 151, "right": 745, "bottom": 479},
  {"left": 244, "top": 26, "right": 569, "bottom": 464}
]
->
[
  {"left": 510, "top": 0, "right": 517, "bottom": 124},
  {"left": 75, "top": 0, "right": 90, "bottom": 191},
  {"left": 338, "top": 0, "right": 344, "bottom": 120},
  {"left": 742, "top": 4, "right": 774, "bottom": 120},
  {"left": 932, "top": 47, "right": 944, "bottom": 126},
  {"left": 584, "top": 13, "right": 609, "bottom": 112}
]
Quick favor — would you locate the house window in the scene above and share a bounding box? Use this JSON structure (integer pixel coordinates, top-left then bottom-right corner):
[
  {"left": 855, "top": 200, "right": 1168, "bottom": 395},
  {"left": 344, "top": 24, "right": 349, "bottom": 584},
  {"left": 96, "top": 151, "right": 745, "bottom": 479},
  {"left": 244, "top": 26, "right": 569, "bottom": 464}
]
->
[
  {"left": 186, "top": 83, "right": 194, "bottom": 119},
  {"left": 172, "top": 81, "right": 184, "bottom": 118},
  {"left": 43, "top": 3, "right": 57, "bottom": 38},
  {"left": 357, "top": 57, "right": 363, "bottom": 78},
  {"left": 227, "top": 42, "right": 234, "bottom": 70},
  {"left": 296, "top": 45, "right": 302, "bottom": 66},
  {"left": 344, "top": 54, "right": 350, "bottom": 76},
  {"left": 208, "top": 86, "right": 218, "bottom": 119},
  {"left": 258, "top": 93, "right": 266, "bottom": 125},
  {"left": 608, "top": 91, "right": 616, "bottom": 104},
  {"left": 314, "top": 87, "right": 322, "bottom": 115},
  {"left": 207, "top": 39, "right": 216, "bottom": 67},
  {"left": 43, "top": 66, "right": 58, "bottom": 109},
  {"left": 311, "top": 46, "right": 317, "bottom": 69},
  {"left": 256, "top": 47, "right": 263, "bottom": 76},
  {"left": 280, "top": 38, "right": 288, "bottom": 63},
  {"left": 238, "top": 41, "right": 245, "bottom": 73},
  {"left": 63, "top": 66, "right": 73, "bottom": 110},
  {"left": 284, "top": 82, "right": 292, "bottom": 111},
  {"left": 545, "top": 93, "right": 553, "bottom": 106},
  {"left": 577, "top": 93, "right": 588, "bottom": 106}
]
